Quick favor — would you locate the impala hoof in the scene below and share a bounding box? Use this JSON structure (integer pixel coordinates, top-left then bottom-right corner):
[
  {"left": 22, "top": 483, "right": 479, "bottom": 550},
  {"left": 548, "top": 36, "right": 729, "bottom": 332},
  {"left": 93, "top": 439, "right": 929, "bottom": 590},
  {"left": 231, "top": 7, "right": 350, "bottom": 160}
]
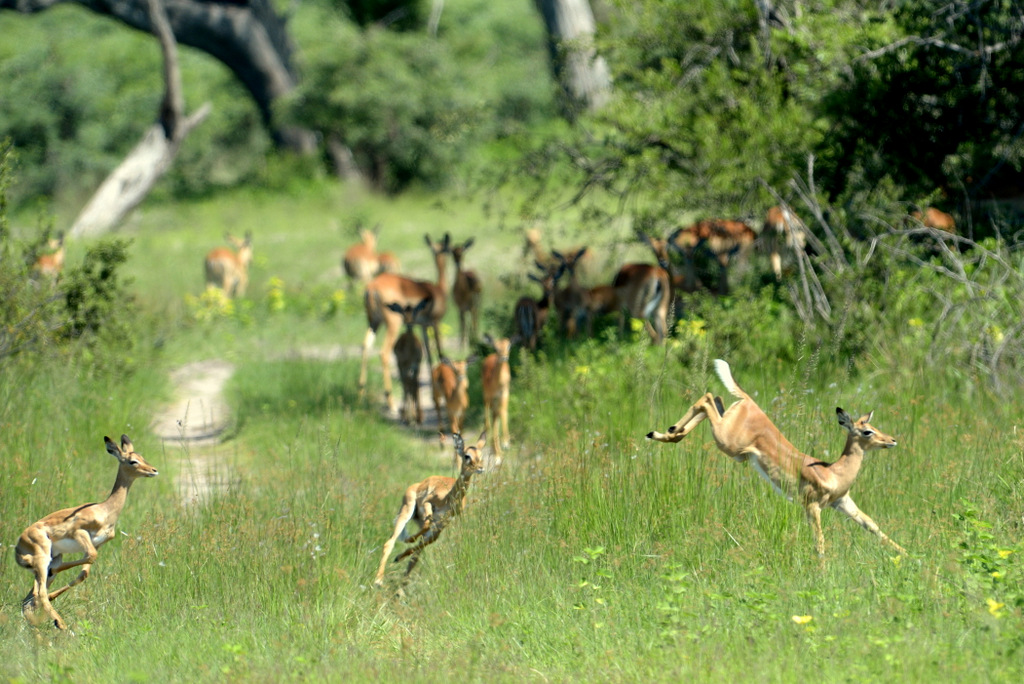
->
[{"left": 646, "top": 431, "right": 654, "bottom": 439}]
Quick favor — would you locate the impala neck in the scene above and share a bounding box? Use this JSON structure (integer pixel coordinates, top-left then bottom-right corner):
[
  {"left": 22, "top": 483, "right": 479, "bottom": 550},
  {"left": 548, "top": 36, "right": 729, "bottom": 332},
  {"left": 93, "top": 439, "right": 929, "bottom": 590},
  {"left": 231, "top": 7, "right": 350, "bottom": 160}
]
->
[
  {"left": 832, "top": 434, "right": 866, "bottom": 483},
  {"left": 434, "top": 251, "right": 448, "bottom": 290},
  {"left": 104, "top": 465, "right": 138, "bottom": 519},
  {"left": 449, "top": 468, "right": 476, "bottom": 511}
]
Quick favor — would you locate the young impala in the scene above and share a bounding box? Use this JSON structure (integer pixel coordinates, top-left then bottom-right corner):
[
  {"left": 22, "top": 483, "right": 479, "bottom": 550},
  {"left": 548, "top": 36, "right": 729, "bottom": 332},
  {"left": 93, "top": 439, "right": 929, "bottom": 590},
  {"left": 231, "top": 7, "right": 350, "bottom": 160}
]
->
[
  {"left": 15, "top": 435, "right": 158, "bottom": 630},
  {"left": 33, "top": 232, "right": 66, "bottom": 282},
  {"left": 358, "top": 233, "right": 450, "bottom": 414},
  {"left": 374, "top": 432, "right": 486, "bottom": 588},
  {"left": 611, "top": 260, "right": 671, "bottom": 344},
  {"left": 763, "top": 205, "right": 808, "bottom": 280},
  {"left": 553, "top": 248, "right": 589, "bottom": 340},
  {"left": 205, "top": 231, "right": 253, "bottom": 297},
  {"left": 481, "top": 334, "right": 515, "bottom": 464},
  {"left": 386, "top": 298, "right": 430, "bottom": 426},
  {"left": 431, "top": 357, "right": 471, "bottom": 438},
  {"left": 451, "top": 238, "right": 483, "bottom": 347},
  {"left": 514, "top": 262, "right": 562, "bottom": 352},
  {"left": 647, "top": 360, "right": 906, "bottom": 558},
  {"left": 909, "top": 207, "right": 956, "bottom": 233}
]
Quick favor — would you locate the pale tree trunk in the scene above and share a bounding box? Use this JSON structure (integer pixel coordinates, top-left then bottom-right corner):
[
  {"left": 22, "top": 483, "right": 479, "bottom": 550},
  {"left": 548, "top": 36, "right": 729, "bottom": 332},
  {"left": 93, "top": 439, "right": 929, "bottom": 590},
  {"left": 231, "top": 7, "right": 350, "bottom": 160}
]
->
[
  {"left": 69, "top": 0, "right": 209, "bottom": 238},
  {"left": 535, "top": 0, "right": 612, "bottom": 117}
]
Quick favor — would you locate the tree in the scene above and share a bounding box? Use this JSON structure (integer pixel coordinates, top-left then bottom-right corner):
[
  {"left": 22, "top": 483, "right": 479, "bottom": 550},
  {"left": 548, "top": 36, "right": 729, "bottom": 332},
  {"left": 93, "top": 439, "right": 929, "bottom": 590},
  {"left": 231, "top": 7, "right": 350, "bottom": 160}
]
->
[
  {"left": 0, "top": 0, "right": 315, "bottom": 153},
  {"left": 69, "top": 0, "right": 210, "bottom": 237},
  {"left": 534, "top": 0, "right": 611, "bottom": 117}
]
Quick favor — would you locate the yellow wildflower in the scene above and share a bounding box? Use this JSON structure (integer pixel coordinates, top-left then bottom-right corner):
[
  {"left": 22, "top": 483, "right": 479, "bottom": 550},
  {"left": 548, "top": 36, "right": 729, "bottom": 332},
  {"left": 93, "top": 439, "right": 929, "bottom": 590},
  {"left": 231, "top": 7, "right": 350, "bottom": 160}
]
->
[
  {"left": 791, "top": 615, "right": 813, "bottom": 625},
  {"left": 998, "top": 549, "right": 1013, "bottom": 559},
  {"left": 987, "top": 598, "right": 1005, "bottom": 618}
]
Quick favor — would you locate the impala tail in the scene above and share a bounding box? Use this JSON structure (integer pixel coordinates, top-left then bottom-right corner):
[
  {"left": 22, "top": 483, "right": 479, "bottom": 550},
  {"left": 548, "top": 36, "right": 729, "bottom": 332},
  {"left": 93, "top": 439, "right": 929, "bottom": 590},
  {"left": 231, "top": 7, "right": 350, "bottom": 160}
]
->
[{"left": 713, "top": 359, "right": 749, "bottom": 400}]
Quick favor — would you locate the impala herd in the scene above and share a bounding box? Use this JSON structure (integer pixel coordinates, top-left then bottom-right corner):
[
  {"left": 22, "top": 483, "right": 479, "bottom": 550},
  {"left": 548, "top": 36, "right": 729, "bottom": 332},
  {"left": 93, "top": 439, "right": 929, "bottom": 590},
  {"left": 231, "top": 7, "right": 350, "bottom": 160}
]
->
[{"left": 15, "top": 204, "right": 919, "bottom": 627}]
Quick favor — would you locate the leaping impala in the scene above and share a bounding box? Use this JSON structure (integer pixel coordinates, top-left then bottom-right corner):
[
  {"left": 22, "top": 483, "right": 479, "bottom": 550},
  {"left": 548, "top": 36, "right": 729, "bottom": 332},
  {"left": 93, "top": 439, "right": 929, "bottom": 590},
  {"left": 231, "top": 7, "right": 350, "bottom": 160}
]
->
[
  {"left": 15, "top": 435, "right": 158, "bottom": 630},
  {"left": 358, "top": 233, "right": 450, "bottom": 414},
  {"left": 647, "top": 360, "right": 906, "bottom": 558},
  {"left": 374, "top": 431, "right": 486, "bottom": 588}
]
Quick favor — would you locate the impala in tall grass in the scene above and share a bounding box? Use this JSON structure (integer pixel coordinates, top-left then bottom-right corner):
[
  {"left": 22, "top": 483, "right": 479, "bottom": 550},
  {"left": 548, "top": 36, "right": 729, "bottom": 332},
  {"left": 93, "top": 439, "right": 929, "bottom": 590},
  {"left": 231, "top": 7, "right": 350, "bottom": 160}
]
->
[
  {"left": 32, "top": 232, "right": 66, "bottom": 282},
  {"left": 374, "top": 432, "right": 486, "bottom": 588},
  {"left": 647, "top": 360, "right": 905, "bottom": 558},
  {"left": 481, "top": 334, "right": 515, "bottom": 464},
  {"left": 451, "top": 237, "right": 483, "bottom": 347},
  {"left": 205, "top": 231, "right": 253, "bottom": 297},
  {"left": 14, "top": 435, "right": 158, "bottom": 630}
]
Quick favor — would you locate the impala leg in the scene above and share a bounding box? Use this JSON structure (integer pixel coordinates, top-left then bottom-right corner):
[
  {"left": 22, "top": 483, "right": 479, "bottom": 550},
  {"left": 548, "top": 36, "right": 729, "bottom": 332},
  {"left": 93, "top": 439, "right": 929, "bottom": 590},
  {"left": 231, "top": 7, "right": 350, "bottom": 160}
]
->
[
  {"left": 420, "top": 324, "right": 444, "bottom": 426},
  {"left": 647, "top": 393, "right": 717, "bottom": 443},
  {"left": 358, "top": 327, "right": 377, "bottom": 401},
  {"left": 395, "top": 523, "right": 443, "bottom": 566},
  {"left": 804, "top": 501, "right": 826, "bottom": 559},
  {"left": 374, "top": 501, "right": 416, "bottom": 587},
  {"left": 499, "top": 390, "right": 511, "bottom": 453},
  {"left": 29, "top": 557, "right": 67, "bottom": 630},
  {"left": 832, "top": 495, "right": 906, "bottom": 555},
  {"left": 379, "top": 325, "right": 400, "bottom": 414},
  {"left": 47, "top": 530, "right": 99, "bottom": 601}
]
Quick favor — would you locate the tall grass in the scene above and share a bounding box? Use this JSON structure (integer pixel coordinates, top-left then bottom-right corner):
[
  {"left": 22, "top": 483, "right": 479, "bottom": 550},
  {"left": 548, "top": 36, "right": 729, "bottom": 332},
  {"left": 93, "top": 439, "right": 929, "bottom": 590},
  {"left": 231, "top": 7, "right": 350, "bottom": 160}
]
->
[{"left": 1, "top": 188, "right": 1022, "bottom": 682}]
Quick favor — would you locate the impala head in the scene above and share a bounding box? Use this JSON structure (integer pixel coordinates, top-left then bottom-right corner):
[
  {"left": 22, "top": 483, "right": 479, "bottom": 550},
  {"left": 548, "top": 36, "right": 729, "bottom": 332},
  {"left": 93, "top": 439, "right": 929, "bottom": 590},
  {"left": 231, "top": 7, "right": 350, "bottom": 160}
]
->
[
  {"left": 523, "top": 227, "right": 542, "bottom": 257},
  {"left": 105, "top": 434, "right": 159, "bottom": 478},
  {"left": 444, "top": 431, "right": 487, "bottom": 475},
  {"left": 451, "top": 238, "right": 475, "bottom": 265},
  {"left": 358, "top": 227, "right": 378, "bottom": 249},
  {"left": 483, "top": 333, "right": 514, "bottom": 362},
  {"left": 226, "top": 231, "right": 254, "bottom": 266},
  {"left": 425, "top": 233, "right": 452, "bottom": 256},
  {"left": 836, "top": 408, "right": 897, "bottom": 451}
]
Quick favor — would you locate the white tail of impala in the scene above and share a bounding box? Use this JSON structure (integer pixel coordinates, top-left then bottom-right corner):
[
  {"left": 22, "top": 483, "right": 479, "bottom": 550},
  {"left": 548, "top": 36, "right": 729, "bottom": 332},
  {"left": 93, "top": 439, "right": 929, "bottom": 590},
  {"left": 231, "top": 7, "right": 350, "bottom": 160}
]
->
[
  {"left": 647, "top": 360, "right": 905, "bottom": 558},
  {"left": 205, "top": 231, "right": 253, "bottom": 297},
  {"left": 15, "top": 435, "right": 158, "bottom": 630},
  {"left": 374, "top": 431, "right": 486, "bottom": 588}
]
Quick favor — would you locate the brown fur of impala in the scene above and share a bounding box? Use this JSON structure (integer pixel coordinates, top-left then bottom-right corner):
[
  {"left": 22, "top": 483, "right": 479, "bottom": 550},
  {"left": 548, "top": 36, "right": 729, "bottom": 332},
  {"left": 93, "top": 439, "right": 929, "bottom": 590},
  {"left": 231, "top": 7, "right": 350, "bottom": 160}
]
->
[
  {"left": 763, "top": 205, "right": 808, "bottom": 279},
  {"left": 647, "top": 360, "right": 906, "bottom": 558},
  {"left": 612, "top": 262, "right": 671, "bottom": 344},
  {"left": 431, "top": 357, "right": 470, "bottom": 438},
  {"left": 205, "top": 231, "right": 253, "bottom": 297},
  {"left": 15, "top": 435, "right": 158, "bottom": 630},
  {"left": 358, "top": 233, "right": 450, "bottom": 415},
  {"left": 451, "top": 238, "right": 483, "bottom": 347},
  {"left": 909, "top": 207, "right": 956, "bottom": 233},
  {"left": 514, "top": 263, "right": 562, "bottom": 351},
  {"left": 481, "top": 334, "right": 515, "bottom": 464},
  {"left": 374, "top": 432, "right": 486, "bottom": 588},
  {"left": 32, "top": 233, "right": 65, "bottom": 282},
  {"left": 669, "top": 219, "right": 756, "bottom": 294},
  {"left": 386, "top": 298, "right": 430, "bottom": 426},
  {"left": 553, "top": 248, "right": 590, "bottom": 339}
]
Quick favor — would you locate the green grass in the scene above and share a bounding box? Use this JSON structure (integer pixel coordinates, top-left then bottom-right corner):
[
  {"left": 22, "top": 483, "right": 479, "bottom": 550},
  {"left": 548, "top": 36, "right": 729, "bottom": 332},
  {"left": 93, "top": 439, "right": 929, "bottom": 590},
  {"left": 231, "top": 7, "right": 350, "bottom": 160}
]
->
[{"left": 1, "top": 186, "right": 1023, "bottom": 682}]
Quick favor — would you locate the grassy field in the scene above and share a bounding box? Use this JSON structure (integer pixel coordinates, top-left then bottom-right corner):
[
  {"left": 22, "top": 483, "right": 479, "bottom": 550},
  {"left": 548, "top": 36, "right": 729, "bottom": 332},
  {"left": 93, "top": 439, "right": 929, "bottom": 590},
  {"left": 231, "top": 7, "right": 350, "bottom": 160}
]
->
[{"left": 1, "top": 183, "right": 1022, "bottom": 682}]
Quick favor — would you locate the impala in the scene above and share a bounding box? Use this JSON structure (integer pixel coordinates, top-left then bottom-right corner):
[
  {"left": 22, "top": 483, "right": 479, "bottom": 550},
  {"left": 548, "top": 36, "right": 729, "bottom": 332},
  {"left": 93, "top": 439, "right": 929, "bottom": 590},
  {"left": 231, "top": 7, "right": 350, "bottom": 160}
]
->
[
  {"left": 481, "top": 334, "right": 515, "bottom": 464},
  {"left": 205, "top": 231, "right": 253, "bottom": 297},
  {"left": 373, "top": 431, "right": 486, "bottom": 587},
  {"left": 763, "top": 205, "right": 808, "bottom": 279},
  {"left": 668, "top": 219, "right": 756, "bottom": 294},
  {"left": 15, "top": 435, "right": 158, "bottom": 630},
  {"left": 431, "top": 357, "right": 471, "bottom": 438},
  {"left": 514, "top": 262, "right": 562, "bottom": 351},
  {"left": 32, "top": 232, "right": 66, "bottom": 281},
  {"left": 909, "top": 207, "right": 956, "bottom": 233},
  {"left": 647, "top": 360, "right": 906, "bottom": 558},
  {"left": 451, "top": 238, "right": 483, "bottom": 347},
  {"left": 523, "top": 226, "right": 593, "bottom": 277},
  {"left": 611, "top": 261, "right": 671, "bottom": 344},
  {"left": 343, "top": 225, "right": 401, "bottom": 289},
  {"left": 553, "top": 248, "right": 589, "bottom": 339},
  {"left": 386, "top": 298, "right": 430, "bottom": 426},
  {"left": 358, "top": 233, "right": 450, "bottom": 414}
]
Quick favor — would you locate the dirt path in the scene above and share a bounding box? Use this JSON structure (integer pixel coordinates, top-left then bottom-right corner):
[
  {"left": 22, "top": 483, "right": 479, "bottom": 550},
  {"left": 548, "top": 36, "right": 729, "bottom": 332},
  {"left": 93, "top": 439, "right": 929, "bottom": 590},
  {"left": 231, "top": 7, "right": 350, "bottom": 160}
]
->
[
  {"left": 151, "top": 359, "right": 239, "bottom": 506},
  {"left": 151, "top": 347, "right": 464, "bottom": 506}
]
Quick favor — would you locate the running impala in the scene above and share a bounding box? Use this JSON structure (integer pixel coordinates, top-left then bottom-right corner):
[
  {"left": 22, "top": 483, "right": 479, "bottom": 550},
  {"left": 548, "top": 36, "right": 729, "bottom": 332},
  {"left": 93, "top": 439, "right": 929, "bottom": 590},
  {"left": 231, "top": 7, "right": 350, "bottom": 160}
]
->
[
  {"left": 15, "top": 435, "right": 158, "bottom": 630},
  {"left": 647, "top": 360, "right": 905, "bottom": 558}
]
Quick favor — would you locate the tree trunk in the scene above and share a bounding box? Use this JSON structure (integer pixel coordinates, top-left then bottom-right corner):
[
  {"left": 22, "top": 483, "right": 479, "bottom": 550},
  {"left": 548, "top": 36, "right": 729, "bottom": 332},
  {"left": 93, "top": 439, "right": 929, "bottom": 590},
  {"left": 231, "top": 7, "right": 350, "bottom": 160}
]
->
[
  {"left": 534, "top": 0, "right": 611, "bottom": 118},
  {"left": 0, "top": 0, "right": 316, "bottom": 153},
  {"left": 69, "top": 0, "right": 209, "bottom": 237}
]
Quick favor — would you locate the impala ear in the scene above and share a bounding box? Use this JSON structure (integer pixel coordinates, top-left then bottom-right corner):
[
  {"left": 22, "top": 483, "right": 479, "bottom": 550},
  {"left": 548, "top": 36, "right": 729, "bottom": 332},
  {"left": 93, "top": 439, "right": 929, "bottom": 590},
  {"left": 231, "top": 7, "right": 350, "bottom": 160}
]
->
[
  {"left": 862, "top": 410, "right": 874, "bottom": 423},
  {"left": 482, "top": 332, "right": 495, "bottom": 347},
  {"left": 385, "top": 302, "right": 404, "bottom": 315},
  {"left": 464, "top": 238, "right": 475, "bottom": 250},
  {"left": 474, "top": 431, "right": 487, "bottom": 451},
  {"left": 105, "top": 436, "right": 123, "bottom": 460},
  {"left": 836, "top": 408, "right": 854, "bottom": 430}
]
